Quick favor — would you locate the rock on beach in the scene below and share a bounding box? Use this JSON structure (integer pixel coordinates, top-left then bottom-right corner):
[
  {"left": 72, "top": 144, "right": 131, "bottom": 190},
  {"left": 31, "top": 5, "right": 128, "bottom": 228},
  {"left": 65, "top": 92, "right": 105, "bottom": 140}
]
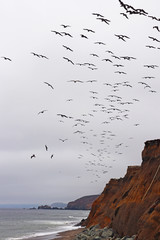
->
[{"left": 74, "top": 225, "right": 136, "bottom": 240}]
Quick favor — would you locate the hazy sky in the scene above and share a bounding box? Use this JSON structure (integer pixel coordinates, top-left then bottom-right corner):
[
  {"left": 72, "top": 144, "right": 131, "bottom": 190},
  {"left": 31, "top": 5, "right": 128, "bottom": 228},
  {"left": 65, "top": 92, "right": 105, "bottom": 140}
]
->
[{"left": 0, "top": 0, "right": 160, "bottom": 205}]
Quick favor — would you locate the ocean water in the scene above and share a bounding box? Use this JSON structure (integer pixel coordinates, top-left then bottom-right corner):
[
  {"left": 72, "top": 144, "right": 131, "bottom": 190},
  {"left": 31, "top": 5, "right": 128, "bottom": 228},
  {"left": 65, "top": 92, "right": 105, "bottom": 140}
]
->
[{"left": 0, "top": 209, "right": 89, "bottom": 240}]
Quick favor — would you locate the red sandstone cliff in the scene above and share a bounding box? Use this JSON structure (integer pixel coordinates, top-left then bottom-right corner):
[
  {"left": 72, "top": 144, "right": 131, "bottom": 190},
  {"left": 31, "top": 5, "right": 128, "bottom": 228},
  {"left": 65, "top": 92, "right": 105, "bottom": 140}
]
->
[{"left": 84, "top": 139, "right": 160, "bottom": 240}]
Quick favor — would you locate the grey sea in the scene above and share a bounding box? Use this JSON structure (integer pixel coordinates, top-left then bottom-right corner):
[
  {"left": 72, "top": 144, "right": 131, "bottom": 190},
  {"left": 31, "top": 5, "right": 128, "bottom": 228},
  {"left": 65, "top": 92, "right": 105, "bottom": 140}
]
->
[{"left": 0, "top": 209, "right": 89, "bottom": 240}]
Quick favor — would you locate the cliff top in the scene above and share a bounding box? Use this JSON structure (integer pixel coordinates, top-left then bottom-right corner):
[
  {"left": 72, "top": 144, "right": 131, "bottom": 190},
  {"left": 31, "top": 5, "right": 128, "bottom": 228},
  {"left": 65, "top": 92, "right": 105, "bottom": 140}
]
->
[{"left": 144, "top": 139, "right": 160, "bottom": 147}]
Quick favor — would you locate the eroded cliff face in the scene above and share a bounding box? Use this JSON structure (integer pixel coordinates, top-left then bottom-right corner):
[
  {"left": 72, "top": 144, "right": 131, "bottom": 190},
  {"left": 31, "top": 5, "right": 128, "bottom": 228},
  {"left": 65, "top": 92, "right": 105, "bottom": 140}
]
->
[{"left": 84, "top": 139, "right": 160, "bottom": 240}]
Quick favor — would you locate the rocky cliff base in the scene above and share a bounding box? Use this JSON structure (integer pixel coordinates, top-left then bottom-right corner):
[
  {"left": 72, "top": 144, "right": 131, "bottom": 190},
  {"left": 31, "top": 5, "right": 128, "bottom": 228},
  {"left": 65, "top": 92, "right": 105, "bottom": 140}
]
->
[
  {"left": 74, "top": 225, "right": 136, "bottom": 240},
  {"left": 81, "top": 139, "right": 160, "bottom": 240}
]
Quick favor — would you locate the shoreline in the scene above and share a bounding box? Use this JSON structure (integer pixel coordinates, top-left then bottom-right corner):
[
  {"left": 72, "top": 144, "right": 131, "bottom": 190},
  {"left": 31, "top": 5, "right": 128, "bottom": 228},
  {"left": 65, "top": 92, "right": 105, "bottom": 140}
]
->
[
  {"left": 51, "top": 228, "right": 84, "bottom": 240},
  {"left": 21, "top": 228, "right": 84, "bottom": 240}
]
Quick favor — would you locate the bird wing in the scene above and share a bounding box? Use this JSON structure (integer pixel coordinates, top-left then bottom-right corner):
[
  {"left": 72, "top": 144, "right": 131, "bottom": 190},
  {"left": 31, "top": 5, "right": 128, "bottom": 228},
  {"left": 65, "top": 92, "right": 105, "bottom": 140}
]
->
[{"left": 44, "top": 82, "right": 54, "bottom": 89}]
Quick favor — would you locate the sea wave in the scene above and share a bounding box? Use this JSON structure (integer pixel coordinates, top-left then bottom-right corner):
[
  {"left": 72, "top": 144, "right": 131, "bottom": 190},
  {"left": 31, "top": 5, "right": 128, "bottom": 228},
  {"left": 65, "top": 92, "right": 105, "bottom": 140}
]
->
[
  {"left": 1, "top": 209, "right": 88, "bottom": 240},
  {"left": 6, "top": 224, "right": 80, "bottom": 240},
  {"left": 31, "top": 219, "right": 74, "bottom": 225},
  {"left": 6, "top": 230, "right": 58, "bottom": 240},
  {"left": 68, "top": 215, "right": 80, "bottom": 219}
]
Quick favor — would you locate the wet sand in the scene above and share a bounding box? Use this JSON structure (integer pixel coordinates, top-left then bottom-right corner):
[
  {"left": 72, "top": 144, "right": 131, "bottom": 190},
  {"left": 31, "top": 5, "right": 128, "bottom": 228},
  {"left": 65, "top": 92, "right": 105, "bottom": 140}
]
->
[
  {"left": 51, "top": 228, "right": 84, "bottom": 240},
  {"left": 23, "top": 228, "right": 84, "bottom": 240}
]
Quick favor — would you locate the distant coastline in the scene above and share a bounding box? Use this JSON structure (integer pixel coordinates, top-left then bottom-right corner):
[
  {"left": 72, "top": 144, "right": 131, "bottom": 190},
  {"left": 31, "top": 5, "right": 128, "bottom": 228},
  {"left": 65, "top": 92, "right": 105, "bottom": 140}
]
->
[
  {"left": 0, "top": 204, "right": 39, "bottom": 209},
  {"left": 37, "top": 205, "right": 65, "bottom": 210}
]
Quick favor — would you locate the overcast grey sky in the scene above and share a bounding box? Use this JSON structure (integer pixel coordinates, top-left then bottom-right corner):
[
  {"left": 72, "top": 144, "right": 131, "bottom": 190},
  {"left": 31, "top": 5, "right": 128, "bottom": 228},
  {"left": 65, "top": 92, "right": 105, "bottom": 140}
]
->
[{"left": 0, "top": 0, "right": 160, "bottom": 205}]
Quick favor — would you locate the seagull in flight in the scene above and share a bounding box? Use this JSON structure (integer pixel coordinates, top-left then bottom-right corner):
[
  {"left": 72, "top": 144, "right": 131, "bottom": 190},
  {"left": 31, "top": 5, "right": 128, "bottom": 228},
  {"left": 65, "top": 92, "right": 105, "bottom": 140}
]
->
[
  {"left": 83, "top": 28, "right": 95, "bottom": 33},
  {"left": 1, "top": 56, "right": 12, "bottom": 61},
  {"left": 153, "top": 26, "right": 160, "bottom": 32},
  {"left": 57, "top": 114, "right": 68, "bottom": 118},
  {"left": 142, "top": 76, "right": 155, "bottom": 79},
  {"left": 38, "top": 110, "right": 47, "bottom": 115},
  {"left": 68, "top": 80, "right": 83, "bottom": 83},
  {"left": 149, "top": 90, "right": 157, "bottom": 93},
  {"left": 63, "top": 57, "right": 74, "bottom": 65},
  {"left": 145, "top": 45, "right": 156, "bottom": 49},
  {"left": 39, "top": 54, "right": 49, "bottom": 59},
  {"left": 86, "top": 80, "right": 97, "bottom": 83},
  {"left": 80, "top": 34, "right": 88, "bottom": 39},
  {"left": 115, "top": 71, "right": 126, "bottom": 74},
  {"left": 144, "top": 64, "right": 158, "bottom": 69},
  {"left": 113, "top": 64, "right": 124, "bottom": 67},
  {"left": 96, "top": 17, "right": 111, "bottom": 24},
  {"left": 90, "top": 67, "right": 98, "bottom": 70},
  {"left": 92, "top": 13, "right": 104, "bottom": 18},
  {"left": 31, "top": 53, "right": 48, "bottom": 59},
  {"left": 106, "top": 50, "right": 114, "bottom": 54},
  {"left": 44, "top": 82, "right": 54, "bottom": 89},
  {"left": 61, "top": 24, "right": 71, "bottom": 28},
  {"left": 102, "top": 58, "right": 113, "bottom": 63},
  {"left": 31, "top": 154, "right": 36, "bottom": 159},
  {"left": 31, "top": 52, "right": 40, "bottom": 57},
  {"left": 94, "top": 41, "right": 105, "bottom": 45},
  {"left": 120, "top": 13, "right": 129, "bottom": 19},
  {"left": 90, "top": 53, "right": 99, "bottom": 57},
  {"left": 120, "top": 56, "right": 136, "bottom": 60},
  {"left": 148, "top": 15, "right": 160, "bottom": 21},
  {"left": 61, "top": 32, "right": 73, "bottom": 37},
  {"left": 90, "top": 91, "right": 98, "bottom": 94},
  {"left": 115, "top": 34, "right": 130, "bottom": 41},
  {"left": 51, "top": 30, "right": 63, "bottom": 36},
  {"left": 62, "top": 45, "right": 73, "bottom": 52},
  {"left": 59, "top": 139, "right": 68, "bottom": 142},
  {"left": 148, "top": 36, "right": 160, "bottom": 42}
]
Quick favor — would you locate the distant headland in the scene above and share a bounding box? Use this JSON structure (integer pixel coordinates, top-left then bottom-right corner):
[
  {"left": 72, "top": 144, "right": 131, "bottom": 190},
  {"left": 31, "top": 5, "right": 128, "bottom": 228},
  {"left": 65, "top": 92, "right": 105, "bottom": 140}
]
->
[{"left": 37, "top": 195, "right": 99, "bottom": 210}]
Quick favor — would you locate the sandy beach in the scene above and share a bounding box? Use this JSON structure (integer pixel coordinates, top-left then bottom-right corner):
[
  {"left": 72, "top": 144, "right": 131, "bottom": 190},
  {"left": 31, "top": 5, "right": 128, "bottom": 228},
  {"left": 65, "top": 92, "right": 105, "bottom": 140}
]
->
[
  {"left": 22, "top": 228, "right": 84, "bottom": 240},
  {"left": 52, "top": 228, "right": 84, "bottom": 240}
]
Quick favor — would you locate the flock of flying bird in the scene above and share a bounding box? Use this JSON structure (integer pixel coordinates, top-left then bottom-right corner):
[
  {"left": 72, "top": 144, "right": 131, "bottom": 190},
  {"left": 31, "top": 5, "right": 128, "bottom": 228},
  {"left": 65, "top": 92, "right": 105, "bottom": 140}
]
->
[{"left": 2, "top": 0, "right": 160, "bottom": 183}]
